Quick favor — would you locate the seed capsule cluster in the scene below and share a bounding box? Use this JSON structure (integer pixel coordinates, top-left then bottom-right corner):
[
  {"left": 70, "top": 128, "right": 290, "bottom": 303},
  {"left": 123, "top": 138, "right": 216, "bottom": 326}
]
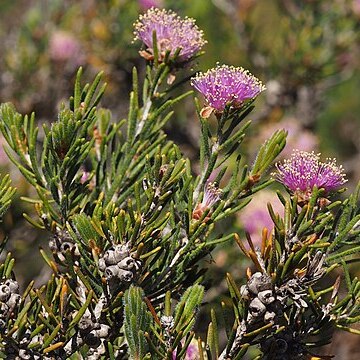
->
[
  {"left": 260, "top": 327, "right": 306, "bottom": 360},
  {"left": 64, "top": 314, "right": 111, "bottom": 359},
  {"left": 3, "top": 329, "right": 59, "bottom": 360},
  {"left": 98, "top": 243, "right": 141, "bottom": 289},
  {"left": 49, "top": 229, "right": 80, "bottom": 263},
  {"left": 0, "top": 279, "right": 21, "bottom": 329},
  {"left": 0, "top": 280, "right": 51, "bottom": 359},
  {"left": 240, "top": 272, "right": 282, "bottom": 324}
]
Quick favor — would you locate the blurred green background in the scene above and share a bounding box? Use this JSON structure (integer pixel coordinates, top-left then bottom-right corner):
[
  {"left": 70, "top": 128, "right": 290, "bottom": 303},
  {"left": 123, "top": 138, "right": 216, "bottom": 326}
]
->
[{"left": 0, "top": 0, "right": 359, "bottom": 357}]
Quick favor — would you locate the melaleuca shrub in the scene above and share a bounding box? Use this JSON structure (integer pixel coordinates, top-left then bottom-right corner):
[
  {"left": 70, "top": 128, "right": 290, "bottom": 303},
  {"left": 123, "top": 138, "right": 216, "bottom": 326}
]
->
[{"left": 0, "top": 7, "right": 359, "bottom": 360}]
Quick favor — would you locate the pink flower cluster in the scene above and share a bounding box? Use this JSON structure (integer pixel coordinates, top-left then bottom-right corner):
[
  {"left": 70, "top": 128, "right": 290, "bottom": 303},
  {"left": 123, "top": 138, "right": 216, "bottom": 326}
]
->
[
  {"left": 274, "top": 150, "right": 347, "bottom": 199},
  {"left": 191, "top": 64, "right": 265, "bottom": 113},
  {"left": 133, "top": 8, "right": 206, "bottom": 62}
]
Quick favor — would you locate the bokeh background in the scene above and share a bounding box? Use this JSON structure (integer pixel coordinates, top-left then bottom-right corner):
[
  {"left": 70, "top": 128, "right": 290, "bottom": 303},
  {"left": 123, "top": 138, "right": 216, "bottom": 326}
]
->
[{"left": 0, "top": 0, "right": 359, "bottom": 358}]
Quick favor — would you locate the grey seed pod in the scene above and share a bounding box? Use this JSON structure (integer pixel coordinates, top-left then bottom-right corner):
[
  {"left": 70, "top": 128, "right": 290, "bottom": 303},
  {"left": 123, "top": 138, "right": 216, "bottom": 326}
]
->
[
  {"left": 275, "top": 338, "right": 288, "bottom": 354},
  {"left": 95, "top": 324, "right": 110, "bottom": 338},
  {"left": 246, "top": 313, "right": 256, "bottom": 324},
  {"left": 117, "top": 257, "right": 140, "bottom": 271},
  {"left": 297, "top": 297, "right": 308, "bottom": 308},
  {"left": 247, "top": 272, "right": 272, "bottom": 295},
  {"left": 249, "top": 297, "right": 266, "bottom": 316},
  {"left": 117, "top": 256, "right": 134, "bottom": 270},
  {"left": 114, "top": 244, "right": 130, "bottom": 259},
  {"left": 103, "top": 250, "right": 119, "bottom": 265},
  {"left": 98, "top": 258, "right": 106, "bottom": 272},
  {"left": 78, "top": 316, "right": 94, "bottom": 334},
  {"left": 18, "top": 349, "right": 31, "bottom": 359},
  {"left": 102, "top": 244, "right": 130, "bottom": 266},
  {"left": 0, "top": 284, "right": 11, "bottom": 302},
  {"left": 247, "top": 272, "right": 262, "bottom": 294},
  {"left": 84, "top": 331, "right": 101, "bottom": 348},
  {"left": 258, "top": 290, "right": 275, "bottom": 305},
  {"left": 48, "top": 238, "right": 58, "bottom": 252},
  {"left": 0, "top": 302, "right": 9, "bottom": 313},
  {"left": 5, "top": 279, "right": 19, "bottom": 294},
  {"left": 104, "top": 265, "right": 119, "bottom": 280},
  {"left": 264, "top": 311, "right": 276, "bottom": 322},
  {"left": 142, "top": 178, "right": 149, "bottom": 191},
  {"left": 8, "top": 293, "right": 21, "bottom": 309},
  {"left": 60, "top": 242, "right": 74, "bottom": 254},
  {"left": 240, "top": 285, "right": 250, "bottom": 300},
  {"left": 92, "top": 322, "right": 100, "bottom": 330},
  {"left": 118, "top": 269, "right": 133, "bottom": 282}
]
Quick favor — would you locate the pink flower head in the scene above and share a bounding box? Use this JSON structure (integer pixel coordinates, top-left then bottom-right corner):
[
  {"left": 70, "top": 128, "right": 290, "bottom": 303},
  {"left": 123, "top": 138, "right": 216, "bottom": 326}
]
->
[
  {"left": 133, "top": 8, "right": 206, "bottom": 62},
  {"left": 49, "top": 31, "right": 82, "bottom": 63},
  {"left": 274, "top": 150, "right": 347, "bottom": 200},
  {"left": 191, "top": 64, "right": 265, "bottom": 113},
  {"left": 138, "top": 0, "right": 164, "bottom": 10}
]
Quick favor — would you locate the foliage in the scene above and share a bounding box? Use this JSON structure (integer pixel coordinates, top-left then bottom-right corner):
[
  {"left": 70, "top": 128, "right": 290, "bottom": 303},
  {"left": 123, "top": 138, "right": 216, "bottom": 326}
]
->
[{"left": 0, "top": 3, "right": 359, "bottom": 360}]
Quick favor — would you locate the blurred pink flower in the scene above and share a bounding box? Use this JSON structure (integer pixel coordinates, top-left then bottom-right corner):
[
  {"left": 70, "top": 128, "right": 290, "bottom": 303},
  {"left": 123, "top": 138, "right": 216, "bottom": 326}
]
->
[
  {"left": 49, "top": 31, "right": 83, "bottom": 63},
  {"left": 80, "top": 171, "right": 90, "bottom": 184},
  {"left": 353, "top": 0, "right": 360, "bottom": 16},
  {"left": 256, "top": 117, "right": 318, "bottom": 159},
  {"left": 172, "top": 339, "right": 201, "bottom": 360},
  {"left": 138, "top": 0, "right": 164, "bottom": 10},
  {"left": 237, "top": 190, "right": 283, "bottom": 247}
]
